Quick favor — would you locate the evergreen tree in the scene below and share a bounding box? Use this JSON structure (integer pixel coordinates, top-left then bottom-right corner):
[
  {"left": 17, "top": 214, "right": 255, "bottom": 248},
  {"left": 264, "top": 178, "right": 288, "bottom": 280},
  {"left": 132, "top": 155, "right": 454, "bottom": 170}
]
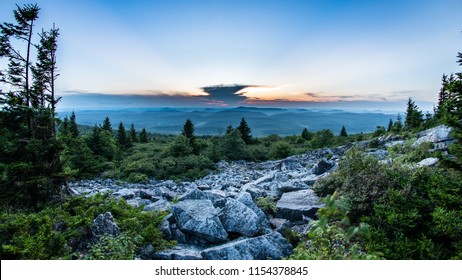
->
[
  {"left": 221, "top": 129, "right": 249, "bottom": 160},
  {"left": 393, "top": 114, "right": 403, "bottom": 133},
  {"left": 387, "top": 119, "right": 393, "bottom": 132},
  {"left": 117, "top": 122, "right": 131, "bottom": 150},
  {"left": 69, "top": 111, "right": 79, "bottom": 138},
  {"left": 87, "top": 125, "right": 117, "bottom": 161},
  {"left": 0, "top": 4, "right": 40, "bottom": 110},
  {"left": 225, "top": 125, "right": 234, "bottom": 135},
  {"left": 102, "top": 116, "right": 112, "bottom": 133},
  {"left": 435, "top": 74, "right": 450, "bottom": 118},
  {"left": 60, "top": 116, "right": 70, "bottom": 135},
  {"left": 129, "top": 123, "right": 137, "bottom": 143},
  {"left": 301, "top": 128, "right": 313, "bottom": 141},
  {"left": 182, "top": 119, "right": 198, "bottom": 154},
  {"left": 237, "top": 118, "right": 252, "bottom": 144},
  {"left": 0, "top": 4, "right": 63, "bottom": 205},
  {"left": 139, "top": 128, "right": 148, "bottom": 143},
  {"left": 169, "top": 134, "right": 193, "bottom": 157},
  {"left": 439, "top": 45, "right": 462, "bottom": 169},
  {"left": 32, "top": 26, "right": 59, "bottom": 135},
  {"left": 339, "top": 126, "right": 348, "bottom": 137},
  {"left": 404, "top": 98, "right": 423, "bottom": 130}
]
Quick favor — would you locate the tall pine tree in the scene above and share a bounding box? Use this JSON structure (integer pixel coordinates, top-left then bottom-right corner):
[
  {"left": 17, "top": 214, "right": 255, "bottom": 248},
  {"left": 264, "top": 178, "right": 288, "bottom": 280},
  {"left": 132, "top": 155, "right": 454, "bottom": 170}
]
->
[
  {"left": 0, "top": 4, "right": 63, "bottom": 205},
  {"left": 339, "top": 126, "right": 348, "bottom": 137},
  {"left": 139, "top": 128, "right": 148, "bottom": 143},
  {"left": 102, "top": 116, "right": 113, "bottom": 133},
  {"left": 182, "top": 119, "right": 198, "bottom": 154},
  {"left": 237, "top": 118, "right": 252, "bottom": 144},
  {"left": 404, "top": 98, "right": 423, "bottom": 130}
]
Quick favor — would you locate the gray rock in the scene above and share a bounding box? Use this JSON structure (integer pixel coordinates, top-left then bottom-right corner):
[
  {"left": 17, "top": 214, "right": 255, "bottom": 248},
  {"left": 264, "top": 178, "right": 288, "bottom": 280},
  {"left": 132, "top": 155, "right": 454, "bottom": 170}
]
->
[
  {"left": 367, "top": 149, "right": 389, "bottom": 160},
  {"left": 279, "top": 180, "right": 308, "bottom": 192},
  {"left": 414, "top": 125, "right": 453, "bottom": 147},
  {"left": 270, "top": 218, "right": 291, "bottom": 234},
  {"left": 111, "top": 189, "right": 136, "bottom": 199},
  {"left": 158, "top": 214, "right": 172, "bottom": 240},
  {"left": 313, "top": 160, "right": 335, "bottom": 175},
  {"left": 171, "top": 200, "right": 228, "bottom": 243},
  {"left": 416, "top": 157, "right": 439, "bottom": 167},
  {"left": 201, "top": 232, "right": 293, "bottom": 260},
  {"left": 143, "top": 199, "right": 170, "bottom": 212},
  {"left": 178, "top": 188, "right": 206, "bottom": 201},
  {"left": 240, "top": 184, "right": 266, "bottom": 200},
  {"left": 126, "top": 198, "right": 151, "bottom": 208},
  {"left": 276, "top": 189, "right": 322, "bottom": 221},
  {"left": 219, "top": 198, "right": 261, "bottom": 237},
  {"left": 91, "top": 212, "right": 120, "bottom": 237},
  {"left": 236, "top": 192, "right": 271, "bottom": 231},
  {"left": 152, "top": 245, "right": 204, "bottom": 260}
]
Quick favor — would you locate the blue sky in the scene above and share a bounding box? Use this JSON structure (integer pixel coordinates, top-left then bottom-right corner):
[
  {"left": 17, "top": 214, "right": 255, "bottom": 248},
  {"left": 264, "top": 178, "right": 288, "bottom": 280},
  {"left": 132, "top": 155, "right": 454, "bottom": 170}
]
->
[{"left": 1, "top": 0, "right": 461, "bottom": 111}]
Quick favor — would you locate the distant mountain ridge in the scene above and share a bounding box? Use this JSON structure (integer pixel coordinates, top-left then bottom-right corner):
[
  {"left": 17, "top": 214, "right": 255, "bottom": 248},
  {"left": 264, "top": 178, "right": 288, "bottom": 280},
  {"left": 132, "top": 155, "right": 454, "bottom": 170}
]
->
[{"left": 57, "top": 107, "right": 396, "bottom": 136}]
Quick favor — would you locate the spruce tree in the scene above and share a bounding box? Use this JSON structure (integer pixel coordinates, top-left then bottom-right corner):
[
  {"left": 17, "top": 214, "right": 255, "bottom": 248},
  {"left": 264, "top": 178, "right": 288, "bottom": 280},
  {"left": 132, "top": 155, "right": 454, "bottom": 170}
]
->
[
  {"left": 237, "top": 118, "right": 252, "bottom": 144},
  {"left": 405, "top": 98, "right": 423, "bottom": 130},
  {"left": 182, "top": 119, "right": 198, "bottom": 154},
  {"left": 225, "top": 125, "right": 234, "bottom": 135},
  {"left": 0, "top": 4, "right": 63, "bottom": 205},
  {"left": 387, "top": 119, "right": 393, "bottom": 132},
  {"left": 139, "top": 128, "right": 148, "bottom": 143},
  {"left": 69, "top": 111, "right": 79, "bottom": 138},
  {"left": 102, "top": 116, "right": 113, "bottom": 133},
  {"left": 340, "top": 126, "right": 348, "bottom": 137},
  {"left": 301, "top": 128, "right": 313, "bottom": 141},
  {"left": 393, "top": 114, "right": 403, "bottom": 133},
  {"left": 129, "top": 123, "right": 137, "bottom": 143},
  {"left": 117, "top": 122, "right": 131, "bottom": 149}
]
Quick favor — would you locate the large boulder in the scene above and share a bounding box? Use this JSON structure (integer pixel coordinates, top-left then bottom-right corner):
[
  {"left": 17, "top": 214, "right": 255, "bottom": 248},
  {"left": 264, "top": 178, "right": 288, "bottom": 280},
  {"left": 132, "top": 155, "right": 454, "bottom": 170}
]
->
[
  {"left": 416, "top": 157, "right": 439, "bottom": 168},
  {"left": 201, "top": 232, "right": 293, "bottom": 260},
  {"left": 313, "top": 160, "right": 335, "bottom": 175},
  {"left": 171, "top": 200, "right": 228, "bottom": 243},
  {"left": 276, "top": 189, "right": 322, "bottom": 221},
  {"left": 219, "top": 198, "right": 261, "bottom": 237},
  {"left": 91, "top": 212, "right": 120, "bottom": 237},
  {"left": 236, "top": 192, "right": 271, "bottom": 231},
  {"left": 413, "top": 125, "right": 453, "bottom": 146}
]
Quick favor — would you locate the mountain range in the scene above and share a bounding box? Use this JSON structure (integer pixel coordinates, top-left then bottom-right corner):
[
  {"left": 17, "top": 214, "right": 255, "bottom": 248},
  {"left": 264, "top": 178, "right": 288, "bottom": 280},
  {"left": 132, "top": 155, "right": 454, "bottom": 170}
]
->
[{"left": 57, "top": 107, "right": 397, "bottom": 136}]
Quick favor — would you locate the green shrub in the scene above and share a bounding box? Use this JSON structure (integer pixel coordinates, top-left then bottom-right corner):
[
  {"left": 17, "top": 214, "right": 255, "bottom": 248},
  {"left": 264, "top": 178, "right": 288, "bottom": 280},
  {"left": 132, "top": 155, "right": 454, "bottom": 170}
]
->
[
  {"left": 86, "top": 233, "right": 136, "bottom": 260},
  {"left": 0, "top": 193, "right": 172, "bottom": 259},
  {"left": 256, "top": 196, "right": 277, "bottom": 215},
  {"left": 313, "top": 148, "right": 394, "bottom": 221},
  {"left": 290, "top": 193, "right": 381, "bottom": 260},
  {"left": 271, "top": 141, "right": 292, "bottom": 159}
]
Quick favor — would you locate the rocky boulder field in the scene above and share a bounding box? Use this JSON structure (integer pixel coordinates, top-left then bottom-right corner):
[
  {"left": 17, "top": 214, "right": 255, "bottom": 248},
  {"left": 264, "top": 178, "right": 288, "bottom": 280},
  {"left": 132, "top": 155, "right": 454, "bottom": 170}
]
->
[{"left": 66, "top": 125, "right": 453, "bottom": 260}]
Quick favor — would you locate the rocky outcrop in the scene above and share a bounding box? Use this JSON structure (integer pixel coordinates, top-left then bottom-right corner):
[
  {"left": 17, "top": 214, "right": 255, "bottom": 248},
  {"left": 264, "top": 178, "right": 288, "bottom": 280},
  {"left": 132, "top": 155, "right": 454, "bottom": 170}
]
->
[
  {"left": 71, "top": 133, "right": 447, "bottom": 259},
  {"left": 171, "top": 200, "right": 228, "bottom": 243},
  {"left": 219, "top": 198, "right": 262, "bottom": 237},
  {"left": 201, "top": 232, "right": 292, "bottom": 260},
  {"left": 276, "top": 189, "right": 322, "bottom": 221},
  {"left": 413, "top": 125, "right": 453, "bottom": 147},
  {"left": 91, "top": 212, "right": 120, "bottom": 237}
]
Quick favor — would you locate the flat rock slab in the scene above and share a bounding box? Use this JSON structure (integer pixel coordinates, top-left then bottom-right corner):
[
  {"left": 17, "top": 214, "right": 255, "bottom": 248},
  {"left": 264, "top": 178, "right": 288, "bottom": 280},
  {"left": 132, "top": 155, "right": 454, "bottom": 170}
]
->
[
  {"left": 276, "top": 189, "right": 322, "bottom": 221},
  {"left": 201, "top": 232, "right": 293, "bottom": 260},
  {"left": 171, "top": 200, "right": 228, "bottom": 243},
  {"left": 151, "top": 244, "right": 204, "bottom": 260}
]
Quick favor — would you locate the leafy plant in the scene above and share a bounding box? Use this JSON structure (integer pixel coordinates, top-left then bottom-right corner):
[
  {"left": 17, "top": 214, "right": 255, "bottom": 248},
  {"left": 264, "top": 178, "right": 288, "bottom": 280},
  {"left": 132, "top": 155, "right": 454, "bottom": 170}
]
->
[
  {"left": 290, "top": 192, "right": 381, "bottom": 260},
  {"left": 256, "top": 196, "right": 277, "bottom": 216}
]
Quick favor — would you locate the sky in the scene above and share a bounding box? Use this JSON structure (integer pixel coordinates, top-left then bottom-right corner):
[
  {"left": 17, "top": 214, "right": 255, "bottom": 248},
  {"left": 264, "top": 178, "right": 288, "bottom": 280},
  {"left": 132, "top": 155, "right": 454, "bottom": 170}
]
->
[{"left": 1, "top": 0, "right": 461, "bottom": 111}]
